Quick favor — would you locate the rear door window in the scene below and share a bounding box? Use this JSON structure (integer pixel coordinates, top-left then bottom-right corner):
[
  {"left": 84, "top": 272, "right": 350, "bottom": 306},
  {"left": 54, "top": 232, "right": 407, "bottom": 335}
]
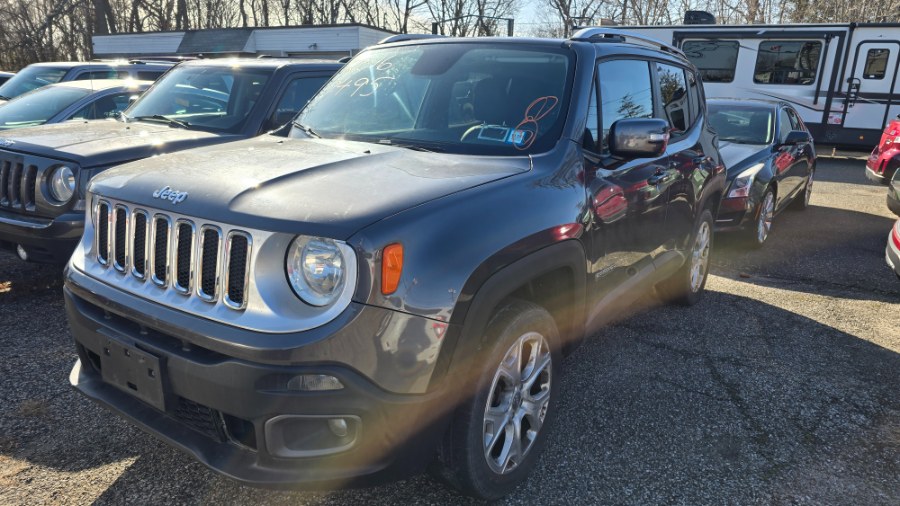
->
[
  {"left": 656, "top": 63, "right": 689, "bottom": 136},
  {"left": 268, "top": 76, "right": 330, "bottom": 129},
  {"left": 70, "top": 92, "right": 137, "bottom": 120}
]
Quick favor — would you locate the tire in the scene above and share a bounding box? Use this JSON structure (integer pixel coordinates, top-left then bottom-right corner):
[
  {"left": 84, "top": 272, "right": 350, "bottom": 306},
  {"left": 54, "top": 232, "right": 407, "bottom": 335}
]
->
[
  {"left": 792, "top": 168, "right": 814, "bottom": 210},
  {"left": 744, "top": 188, "right": 775, "bottom": 248},
  {"left": 433, "top": 299, "right": 561, "bottom": 500},
  {"left": 656, "top": 208, "right": 713, "bottom": 306}
]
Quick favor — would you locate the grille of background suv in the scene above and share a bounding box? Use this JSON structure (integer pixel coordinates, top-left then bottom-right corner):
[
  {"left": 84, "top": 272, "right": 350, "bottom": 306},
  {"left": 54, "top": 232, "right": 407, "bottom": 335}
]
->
[
  {"left": 94, "top": 199, "right": 251, "bottom": 309},
  {"left": 0, "top": 160, "right": 37, "bottom": 211}
]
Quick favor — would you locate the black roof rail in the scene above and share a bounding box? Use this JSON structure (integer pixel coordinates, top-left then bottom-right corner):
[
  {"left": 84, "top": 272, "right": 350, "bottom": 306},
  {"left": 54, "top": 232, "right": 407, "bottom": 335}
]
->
[
  {"left": 569, "top": 27, "right": 685, "bottom": 58},
  {"left": 378, "top": 34, "right": 446, "bottom": 45}
]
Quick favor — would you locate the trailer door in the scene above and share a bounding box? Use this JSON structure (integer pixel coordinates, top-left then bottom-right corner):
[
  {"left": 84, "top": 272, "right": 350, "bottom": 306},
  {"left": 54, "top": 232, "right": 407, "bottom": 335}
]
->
[{"left": 844, "top": 42, "right": 900, "bottom": 131}]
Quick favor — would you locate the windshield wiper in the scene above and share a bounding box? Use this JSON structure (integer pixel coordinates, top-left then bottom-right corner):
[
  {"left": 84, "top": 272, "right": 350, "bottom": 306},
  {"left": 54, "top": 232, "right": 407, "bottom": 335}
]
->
[
  {"left": 132, "top": 114, "right": 190, "bottom": 129},
  {"left": 0, "top": 95, "right": 10, "bottom": 101},
  {"left": 293, "top": 122, "right": 321, "bottom": 138},
  {"left": 378, "top": 139, "right": 444, "bottom": 153}
]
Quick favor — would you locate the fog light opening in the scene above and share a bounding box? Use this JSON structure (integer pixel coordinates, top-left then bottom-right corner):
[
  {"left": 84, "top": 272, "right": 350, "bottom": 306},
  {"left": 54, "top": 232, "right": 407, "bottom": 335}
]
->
[
  {"left": 16, "top": 244, "right": 27, "bottom": 261},
  {"left": 286, "top": 374, "right": 344, "bottom": 391},
  {"left": 328, "top": 418, "right": 349, "bottom": 437}
]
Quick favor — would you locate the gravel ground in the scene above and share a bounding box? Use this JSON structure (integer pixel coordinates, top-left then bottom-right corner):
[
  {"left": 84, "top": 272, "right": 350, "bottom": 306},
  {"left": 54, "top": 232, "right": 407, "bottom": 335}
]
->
[{"left": 0, "top": 157, "right": 898, "bottom": 505}]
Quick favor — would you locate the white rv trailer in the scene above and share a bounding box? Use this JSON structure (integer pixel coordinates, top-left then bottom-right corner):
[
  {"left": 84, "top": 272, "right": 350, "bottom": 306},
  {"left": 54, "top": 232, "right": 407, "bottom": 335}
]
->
[{"left": 625, "top": 23, "right": 900, "bottom": 148}]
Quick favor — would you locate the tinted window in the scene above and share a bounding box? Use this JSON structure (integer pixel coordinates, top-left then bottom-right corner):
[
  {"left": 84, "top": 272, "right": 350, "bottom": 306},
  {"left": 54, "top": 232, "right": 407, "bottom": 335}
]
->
[
  {"left": 598, "top": 59, "right": 653, "bottom": 153},
  {"left": 682, "top": 40, "right": 739, "bottom": 83},
  {"left": 657, "top": 63, "right": 689, "bottom": 135},
  {"left": 778, "top": 108, "right": 792, "bottom": 142},
  {"left": 297, "top": 45, "right": 574, "bottom": 156},
  {"left": 864, "top": 48, "right": 889, "bottom": 80},
  {"left": 137, "top": 71, "right": 165, "bottom": 81},
  {"left": 687, "top": 71, "right": 702, "bottom": 125},
  {"left": 73, "top": 70, "right": 117, "bottom": 81},
  {"left": 754, "top": 41, "right": 822, "bottom": 85},
  {"left": 786, "top": 108, "right": 804, "bottom": 131},
  {"left": 0, "top": 66, "right": 69, "bottom": 99},
  {"left": 126, "top": 65, "right": 273, "bottom": 133},
  {"left": 708, "top": 104, "right": 774, "bottom": 145},
  {"left": 71, "top": 91, "right": 139, "bottom": 120},
  {"left": 268, "top": 76, "right": 329, "bottom": 128},
  {"left": 0, "top": 85, "right": 90, "bottom": 129}
]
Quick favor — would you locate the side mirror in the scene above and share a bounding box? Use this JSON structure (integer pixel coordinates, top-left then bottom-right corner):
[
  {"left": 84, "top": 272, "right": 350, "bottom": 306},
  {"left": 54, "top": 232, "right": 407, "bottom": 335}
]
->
[
  {"left": 781, "top": 130, "right": 811, "bottom": 146},
  {"left": 608, "top": 118, "right": 670, "bottom": 158}
]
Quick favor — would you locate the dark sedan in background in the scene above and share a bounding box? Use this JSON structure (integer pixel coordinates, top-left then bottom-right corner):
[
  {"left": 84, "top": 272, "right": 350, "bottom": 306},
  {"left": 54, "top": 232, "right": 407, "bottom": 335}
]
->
[
  {"left": 709, "top": 99, "right": 816, "bottom": 246},
  {"left": 0, "top": 79, "right": 150, "bottom": 130}
]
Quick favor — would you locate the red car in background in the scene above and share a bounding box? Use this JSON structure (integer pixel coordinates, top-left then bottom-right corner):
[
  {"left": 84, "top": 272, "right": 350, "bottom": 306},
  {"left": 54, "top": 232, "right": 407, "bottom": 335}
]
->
[{"left": 866, "top": 118, "right": 900, "bottom": 184}]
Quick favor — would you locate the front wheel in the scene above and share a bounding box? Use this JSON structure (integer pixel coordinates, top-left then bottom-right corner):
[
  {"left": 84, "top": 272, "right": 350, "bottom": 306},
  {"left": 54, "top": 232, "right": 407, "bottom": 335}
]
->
[
  {"left": 433, "top": 299, "right": 560, "bottom": 500},
  {"left": 657, "top": 209, "right": 714, "bottom": 306},
  {"left": 745, "top": 188, "right": 775, "bottom": 248},
  {"left": 792, "top": 169, "right": 814, "bottom": 210}
]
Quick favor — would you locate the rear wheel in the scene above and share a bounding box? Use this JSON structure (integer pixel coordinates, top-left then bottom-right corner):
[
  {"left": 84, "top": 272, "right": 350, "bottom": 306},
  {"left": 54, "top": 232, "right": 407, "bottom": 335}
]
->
[
  {"left": 433, "top": 299, "right": 560, "bottom": 500},
  {"left": 657, "top": 209, "right": 713, "bottom": 306}
]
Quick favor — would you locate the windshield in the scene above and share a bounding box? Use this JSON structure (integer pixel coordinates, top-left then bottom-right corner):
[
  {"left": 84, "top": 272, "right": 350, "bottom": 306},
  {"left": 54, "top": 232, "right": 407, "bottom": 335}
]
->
[
  {"left": 294, "top": 44, "right": 574, "bottom": 155},
  {"left": 125, "top": 65, "right": 273, "bottom": 133},
  {"left": 708, "top": 104, "right": 774, "bottom": 145},
  {"left": 0, "top": 66, "right": 69, "bottom": 100},
  {"left": 0, "top": 85, "right": 90, "bottom": 130}
]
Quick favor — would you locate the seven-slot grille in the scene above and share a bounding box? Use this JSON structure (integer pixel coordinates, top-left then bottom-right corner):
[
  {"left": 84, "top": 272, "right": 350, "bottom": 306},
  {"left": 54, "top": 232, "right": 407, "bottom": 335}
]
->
[
  {"left": 94, "top": 199, "right": 251, "bottom": 310},
  {"left": 0, "top": 160, "right": 38, "bottom": 210}
]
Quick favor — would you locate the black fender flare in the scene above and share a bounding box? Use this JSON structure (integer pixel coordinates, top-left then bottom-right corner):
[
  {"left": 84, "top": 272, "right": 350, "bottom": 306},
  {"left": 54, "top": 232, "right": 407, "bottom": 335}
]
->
[{"left": 427, "top": 239, "right": 587, "bottom": 392}]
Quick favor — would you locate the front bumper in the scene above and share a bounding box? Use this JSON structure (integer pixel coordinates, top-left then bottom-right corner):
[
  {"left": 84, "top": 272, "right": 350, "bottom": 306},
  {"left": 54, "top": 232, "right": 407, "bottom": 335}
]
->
[
  {"left": 64, "top": 267, "right": 455, "bottom": 488},
  {"left": 714, "top": 196, "right": 755, "bottom": 232},
  {"left": 867, "top": 165, "right": 887, "bottom": 184},
  {"left": 0, "top": 208, "right": 82, "bottom": 262}
]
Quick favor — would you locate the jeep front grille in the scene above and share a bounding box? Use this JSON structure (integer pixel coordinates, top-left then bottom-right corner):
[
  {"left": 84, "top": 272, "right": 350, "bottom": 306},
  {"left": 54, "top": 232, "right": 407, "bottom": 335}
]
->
[
  {"left": 94, "top": 200, "right": 252, "bottom": 310},
  {"left": 0, "top": 160, "right": 37, "bottom": 210}
]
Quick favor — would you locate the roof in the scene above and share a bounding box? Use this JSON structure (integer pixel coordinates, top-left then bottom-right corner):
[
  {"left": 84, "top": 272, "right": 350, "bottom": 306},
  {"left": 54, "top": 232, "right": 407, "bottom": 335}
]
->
[
  {"left": 47, "top": 79, "right": 153, "bottom": 91},
  {"left": 25, "top": 61, "right": 173, "bottom": 69},
  {"left": 0, "top": 71, "right": 13, "bottom": 77},
  {"left": 177, "top": 57, "right": 342, "bottom": 70},
  {"left": 708, "top": 98, "right": 784, "bottom": 108}
]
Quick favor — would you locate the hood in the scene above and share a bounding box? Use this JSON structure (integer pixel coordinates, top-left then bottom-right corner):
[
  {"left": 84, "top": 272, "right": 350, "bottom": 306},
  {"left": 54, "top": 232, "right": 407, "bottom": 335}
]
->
[
  {"left": 89, "top": 136, "right": 531, "bottom": 239},
  {"left": 0, "top": 120, "right": 239, "bottom": 168},
  {"left": 719, "top": 141, "right": 769, "bottom": 179}
]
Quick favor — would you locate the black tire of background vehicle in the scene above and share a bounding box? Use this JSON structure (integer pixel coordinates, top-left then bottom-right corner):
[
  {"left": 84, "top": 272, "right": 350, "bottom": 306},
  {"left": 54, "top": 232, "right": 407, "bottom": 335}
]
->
[
  {"left": 657, "top": 209, "right": 714, "bottom": 306},
  {"left": 432, "top": 299, "right": 562, "bottom": 500},
  {"left": 744, "top": 188, "right": 775, "bottom": 248},
  {"left": 791, "top": 168, "right": 815, "bottom": 210}
]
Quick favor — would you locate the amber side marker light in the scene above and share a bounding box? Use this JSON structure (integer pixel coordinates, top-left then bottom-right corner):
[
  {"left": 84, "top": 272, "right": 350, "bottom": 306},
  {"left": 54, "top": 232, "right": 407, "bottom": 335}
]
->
[{"left": 381, "top": 243, "right": 404, "bottom": 295}]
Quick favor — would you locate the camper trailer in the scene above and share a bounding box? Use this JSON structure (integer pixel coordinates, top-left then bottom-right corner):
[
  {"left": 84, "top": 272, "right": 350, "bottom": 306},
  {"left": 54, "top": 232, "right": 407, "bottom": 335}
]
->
[{"left": 628, "top": 21, "right": 900, "bottom": 148}]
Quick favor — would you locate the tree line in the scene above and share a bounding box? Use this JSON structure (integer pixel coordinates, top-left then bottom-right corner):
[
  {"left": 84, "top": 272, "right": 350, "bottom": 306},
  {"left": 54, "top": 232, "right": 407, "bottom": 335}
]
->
[{"left": 1, "top": 0, "right": 897, "bottom": 71}]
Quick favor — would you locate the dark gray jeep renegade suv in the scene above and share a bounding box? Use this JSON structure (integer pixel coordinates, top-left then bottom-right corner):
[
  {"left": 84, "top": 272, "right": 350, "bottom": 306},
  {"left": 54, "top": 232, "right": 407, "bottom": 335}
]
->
[{"left": 65, "top": 30, "right": 725, "bottom": 498}]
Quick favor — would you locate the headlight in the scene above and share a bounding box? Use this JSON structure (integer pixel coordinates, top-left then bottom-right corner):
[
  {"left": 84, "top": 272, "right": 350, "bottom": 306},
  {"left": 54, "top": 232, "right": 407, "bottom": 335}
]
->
[
  {"left": 286, "top": 236, "right": 347, "bottom": 306},
  {"left": 727, "top": 163, "right": 764, "bottom": 198},
  {"left": 49, "top": 165, "right": 76, "bottom": 203}
]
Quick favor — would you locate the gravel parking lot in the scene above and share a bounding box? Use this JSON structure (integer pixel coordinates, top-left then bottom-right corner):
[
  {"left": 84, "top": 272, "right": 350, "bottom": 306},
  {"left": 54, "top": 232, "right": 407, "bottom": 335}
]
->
[{"left": 0, "top": 156, "right": 898, "bottom": 505}]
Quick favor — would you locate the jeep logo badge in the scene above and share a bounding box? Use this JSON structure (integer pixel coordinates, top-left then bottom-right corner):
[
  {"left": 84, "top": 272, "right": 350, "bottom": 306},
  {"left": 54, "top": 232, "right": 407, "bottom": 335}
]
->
[
  {"left": 152, "top": 186, "right": 188, "bottom": 204},
  {"left": 0, "top": 138, "right": 14, "bottom": 148}
]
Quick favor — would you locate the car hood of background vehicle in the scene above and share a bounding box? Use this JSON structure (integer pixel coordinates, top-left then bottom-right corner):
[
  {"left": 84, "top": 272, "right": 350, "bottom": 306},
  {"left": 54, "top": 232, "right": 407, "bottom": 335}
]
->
[
  {"left": 90, "top": 136, "right": 531, "bottom": 239},
  {"left": 719, "top": 141, "right": 770, "bottom": 180},
  {"left": 0, "top": 120, "right": 237, "bottom": 167}
]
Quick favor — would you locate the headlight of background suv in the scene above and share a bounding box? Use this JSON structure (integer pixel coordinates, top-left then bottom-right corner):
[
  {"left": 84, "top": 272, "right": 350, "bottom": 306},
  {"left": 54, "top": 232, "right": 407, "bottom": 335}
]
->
[
  {"left": 727, "top": 162, "right": 765, "bottom": 198},
  {"left": 49, "top": 165, "right": 76, "bottom": 203},
  {"left": 286, "top": 236, "right": 350, "bottom": 307}
]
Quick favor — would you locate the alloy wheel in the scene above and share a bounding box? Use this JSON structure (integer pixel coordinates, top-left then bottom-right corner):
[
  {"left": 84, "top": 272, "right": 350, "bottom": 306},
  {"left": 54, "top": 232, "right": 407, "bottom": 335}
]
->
[
  {"left": 757, "top": 192, "right": 775, "bottom": 244},
  {"left": 483, "top": 331, "right": 552, "bottom": 475},
  {"left": 689, "top": 220, "right": 711, "bottom": 293}
]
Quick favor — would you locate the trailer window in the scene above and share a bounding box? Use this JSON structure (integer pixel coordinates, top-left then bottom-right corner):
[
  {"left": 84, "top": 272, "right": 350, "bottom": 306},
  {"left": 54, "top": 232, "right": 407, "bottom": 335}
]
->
[
  {"left": 864, "top": 49, "right": 889, "bottom": 80},
  {"left": 682, "top": 40, "right": 738, "bottom": 83},
  {"left": 754, "top": 41, "right": 822, "bottom": 85}
]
